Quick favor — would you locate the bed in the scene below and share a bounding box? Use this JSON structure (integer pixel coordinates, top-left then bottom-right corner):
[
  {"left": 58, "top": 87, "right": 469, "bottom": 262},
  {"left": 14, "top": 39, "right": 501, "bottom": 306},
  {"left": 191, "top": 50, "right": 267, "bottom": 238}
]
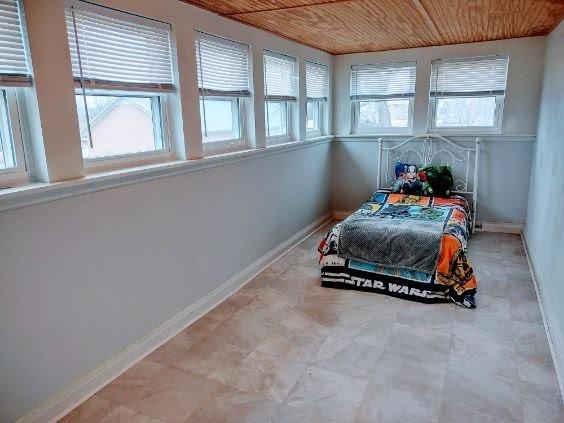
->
[{"left": 319, "top": 135, "right": 480, "bottom": 308}]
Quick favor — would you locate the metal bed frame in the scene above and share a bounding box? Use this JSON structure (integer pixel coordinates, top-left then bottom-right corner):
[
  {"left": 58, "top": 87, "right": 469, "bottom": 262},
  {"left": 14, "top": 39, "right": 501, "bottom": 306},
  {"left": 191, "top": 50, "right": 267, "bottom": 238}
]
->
[{"left": 375, "top": 134, "right": 481, "bottom": 232}]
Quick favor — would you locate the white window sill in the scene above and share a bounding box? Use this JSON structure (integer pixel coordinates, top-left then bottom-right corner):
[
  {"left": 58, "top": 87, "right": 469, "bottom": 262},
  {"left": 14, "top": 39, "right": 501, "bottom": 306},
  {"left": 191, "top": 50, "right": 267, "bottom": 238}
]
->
[
  {"left": 266, "top": 136, "right": 293, "bottom": 147},
  {"left": 0, "top": 169, "right": 29, "bottom": 189},
  {"left": 0, "top": 135, "right": 334, "bottom": 213},
  {"left": 84, "top": 150, "right": 174, "bottom": 174},
  {"left": 335, "top": 133, "right": 536, "bottom": 142},
  {"left": 202, "top": 140, "right": 248, "bottom": 157},
  {"left": 429, "top": 128, "right": 503, "bottom": 135}
]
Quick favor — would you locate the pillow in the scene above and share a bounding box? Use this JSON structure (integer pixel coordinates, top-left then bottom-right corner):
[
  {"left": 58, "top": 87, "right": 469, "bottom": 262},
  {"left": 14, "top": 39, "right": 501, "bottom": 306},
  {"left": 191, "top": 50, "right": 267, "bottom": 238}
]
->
[
  {"left": 392, "top": 162, "right": 423, "bottom": 195},
  {"left": 419, "top": 165, "right": 454, "bottom": 197}
]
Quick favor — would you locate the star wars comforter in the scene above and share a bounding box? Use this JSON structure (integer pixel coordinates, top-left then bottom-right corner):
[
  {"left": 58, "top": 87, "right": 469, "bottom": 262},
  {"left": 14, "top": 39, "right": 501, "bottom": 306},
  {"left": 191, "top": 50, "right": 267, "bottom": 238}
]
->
[{"left": 318, "top": 191, "right": 477, "bottom": 308}]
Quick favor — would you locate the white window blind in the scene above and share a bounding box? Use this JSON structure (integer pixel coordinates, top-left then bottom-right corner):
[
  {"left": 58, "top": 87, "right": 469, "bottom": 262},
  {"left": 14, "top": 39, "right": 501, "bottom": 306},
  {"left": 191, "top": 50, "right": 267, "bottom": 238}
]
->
[
  {"left": 306, "top": 61, "right": 327, "bottom": 100},
  {"left": 195, "top": 32, "right": 250, "bottom": 97},
  {"left": 65, "top": 0, "right": 174, "bottom": 92},
  {"left": 350, "top": 62, "right": 416, "bottom": 100},
  {"left": 0, "top": 0, "right": 31, "bottom": 87},
  {"left": 430, "top": 56, "right": 509, "bottom": 96},
  {"left": 264, "top": 51, "right": 297, "bottom": 101}
]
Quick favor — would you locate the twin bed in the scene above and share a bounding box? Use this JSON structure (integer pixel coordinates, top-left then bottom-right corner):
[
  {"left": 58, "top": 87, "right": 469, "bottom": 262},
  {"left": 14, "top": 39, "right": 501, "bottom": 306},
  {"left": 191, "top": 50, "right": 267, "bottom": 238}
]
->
[{"left": 318, "top": 135, "right": 480, "bottom": 308}]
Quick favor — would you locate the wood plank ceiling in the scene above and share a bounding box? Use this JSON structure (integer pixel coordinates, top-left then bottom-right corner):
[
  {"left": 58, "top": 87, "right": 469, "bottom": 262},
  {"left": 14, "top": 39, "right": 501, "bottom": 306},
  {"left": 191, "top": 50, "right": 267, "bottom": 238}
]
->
[{"left": 180, "top": 0, "right": 564, "bottom": 54}]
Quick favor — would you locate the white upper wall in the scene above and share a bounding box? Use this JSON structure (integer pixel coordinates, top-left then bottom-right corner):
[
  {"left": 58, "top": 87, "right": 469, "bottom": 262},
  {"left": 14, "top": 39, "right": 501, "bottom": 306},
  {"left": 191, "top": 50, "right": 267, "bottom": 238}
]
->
[
  {"left": 21, "top": 0, "right": 333, "bottom": 181},
  {"left": 333, "top": 37, "right": 546, "bottom": 136}
]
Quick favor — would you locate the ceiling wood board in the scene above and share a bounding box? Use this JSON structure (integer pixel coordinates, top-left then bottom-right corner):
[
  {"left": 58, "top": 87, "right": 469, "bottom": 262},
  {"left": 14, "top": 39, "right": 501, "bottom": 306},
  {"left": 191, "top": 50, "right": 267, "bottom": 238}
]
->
[
  {"left": 181, "top": 0, "right": 564, "bottom": 54},
  {"left": 420, "top": 0, "right": 564, "bottom": 44},
  {"left": 183, "top": 0, "right": 341, "bottom": 15}
]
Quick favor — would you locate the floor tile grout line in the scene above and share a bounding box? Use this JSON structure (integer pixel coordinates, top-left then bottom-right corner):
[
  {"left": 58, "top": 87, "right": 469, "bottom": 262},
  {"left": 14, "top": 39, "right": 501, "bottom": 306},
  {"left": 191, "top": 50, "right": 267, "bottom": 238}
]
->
[{"left": 62, "top": 230, "right": 558, "bottom": 422}]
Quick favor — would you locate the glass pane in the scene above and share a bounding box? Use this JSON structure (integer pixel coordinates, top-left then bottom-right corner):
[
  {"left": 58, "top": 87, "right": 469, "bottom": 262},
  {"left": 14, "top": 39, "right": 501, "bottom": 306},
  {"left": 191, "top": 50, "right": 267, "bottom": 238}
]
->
[
  {"left": 357, "top": 99, "right": 410, "bottom": 128},
  {"left": 265, "top": 101, "right": 288, "bottom": 137},
  {"left": 76, "top": 93, "right": 162, "bottom": 159},
  {"left": 200, "top": 98, "right": 240, "bottom": 143},
  {"left": 306, "top": 101, "right": 321, "bottom": 132},
  {"left": 435, "top": 96, "right": 496, "bottom": 127},
  {"left": 0, "top": 90, "right": 16, "bottom": 169}
]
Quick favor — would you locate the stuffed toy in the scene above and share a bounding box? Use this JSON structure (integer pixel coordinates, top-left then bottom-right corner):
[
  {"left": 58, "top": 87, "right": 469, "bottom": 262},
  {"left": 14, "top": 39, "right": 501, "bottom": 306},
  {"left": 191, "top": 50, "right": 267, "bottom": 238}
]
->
[
  {"left": 419, "top": 165, "right": 454, "bottom": 197},
  {"left": 392, "top": 162, "right": 423, "bottom": 195}
]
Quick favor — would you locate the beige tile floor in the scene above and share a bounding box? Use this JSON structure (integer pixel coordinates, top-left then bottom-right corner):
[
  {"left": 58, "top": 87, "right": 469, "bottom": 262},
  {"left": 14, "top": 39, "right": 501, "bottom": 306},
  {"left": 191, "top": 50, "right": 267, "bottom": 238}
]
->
[{"left": 60, "top": 224, "right": 564, "bottom": 423}]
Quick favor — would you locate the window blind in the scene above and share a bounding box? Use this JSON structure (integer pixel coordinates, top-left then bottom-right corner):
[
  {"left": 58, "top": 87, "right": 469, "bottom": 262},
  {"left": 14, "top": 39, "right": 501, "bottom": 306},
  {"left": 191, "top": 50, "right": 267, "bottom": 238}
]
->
[
  {"left": 306, "top": 61, "right": 328, "bottom": 101},
  {"left": 264, "top": 51, "right": 297, "bottom": 101},
  {"left": 65, "top": 0, "right": 174, "bottom": 92},
  {"left": 430, "top": 56, "right": 508, "bottom": 96},
  {"left": 195, "top": 32, "right": 250, "bottom": 97},
  {"left": 0, "top": 0, "right": 31, "bottom": 87},
  {"left": 350, "top": 62, "right": 416, "bottom": 100}
]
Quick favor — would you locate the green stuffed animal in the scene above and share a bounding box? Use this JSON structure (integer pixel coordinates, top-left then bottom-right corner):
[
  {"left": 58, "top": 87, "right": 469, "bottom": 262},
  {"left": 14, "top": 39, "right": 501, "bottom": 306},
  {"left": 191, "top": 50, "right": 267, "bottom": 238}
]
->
[{"left": 418, "top": 165, "right": 454, "bottom": 197}]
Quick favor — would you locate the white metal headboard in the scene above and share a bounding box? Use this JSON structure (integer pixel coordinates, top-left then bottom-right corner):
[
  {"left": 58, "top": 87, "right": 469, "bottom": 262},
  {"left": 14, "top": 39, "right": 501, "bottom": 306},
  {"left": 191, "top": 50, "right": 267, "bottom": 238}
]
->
[{"left": 376, "top": 134, "right": 481, "bottom": 231}]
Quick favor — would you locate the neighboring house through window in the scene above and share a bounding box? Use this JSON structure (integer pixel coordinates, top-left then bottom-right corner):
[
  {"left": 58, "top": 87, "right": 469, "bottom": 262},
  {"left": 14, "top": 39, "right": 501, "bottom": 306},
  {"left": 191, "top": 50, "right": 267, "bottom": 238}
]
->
[{"left": 65, "top": 0, "right": 175, "bottom": 165}]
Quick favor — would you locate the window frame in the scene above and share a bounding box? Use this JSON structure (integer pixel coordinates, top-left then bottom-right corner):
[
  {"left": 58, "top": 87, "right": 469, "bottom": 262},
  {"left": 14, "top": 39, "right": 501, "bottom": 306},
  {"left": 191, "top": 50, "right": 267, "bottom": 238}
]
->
[
  {"left": 351, "top": 97, "right": 414, "bottom": 135},
  {"left": 427, "top": 92, "right": 505, "bottom": 134},
  {"left": 79, "top": 89, "right": 173, "bottom": 172},
  {"left": 200, "top": 95, "right": 247, "bottom": 155},
  {"left": 0, "top": 88, "right": 29, "bottom": 187},
  {"left": 306, "top": 99, "right": 323, "bottom": 138},
  {"left": 265, "top": 100, "right": 292, "bottom": 145},
  {"left": 66, "top": 1, "right": 176, "bottom": 171}
]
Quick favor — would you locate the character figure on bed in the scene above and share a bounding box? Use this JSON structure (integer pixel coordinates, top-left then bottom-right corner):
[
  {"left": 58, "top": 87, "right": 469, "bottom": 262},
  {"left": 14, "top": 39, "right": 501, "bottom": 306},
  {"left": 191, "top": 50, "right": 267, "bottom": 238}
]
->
[{"left": 392, "top": 162, "right": 423, "bottom": 195}]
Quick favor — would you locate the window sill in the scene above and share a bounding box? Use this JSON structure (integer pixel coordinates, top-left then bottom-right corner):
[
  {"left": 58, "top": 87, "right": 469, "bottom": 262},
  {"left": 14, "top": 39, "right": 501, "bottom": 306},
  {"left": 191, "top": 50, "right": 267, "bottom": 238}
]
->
[
  {"left": 266, "top": 136, "right": 293, "bottom": 147},
  {"left": 84, "top": 151, "right": 175, "bottom": 174},
  {"left": 0, "top": 135, "right": 334, "bottom": 213},
  {"left": 0, "top": 169, "right": 29, "bottom": 189},
  {"left": 202, "top": 140, "right": 248, "bottom": 157},
  {"left": 335, "top": 133, "right": 536, "bottom": 142}
]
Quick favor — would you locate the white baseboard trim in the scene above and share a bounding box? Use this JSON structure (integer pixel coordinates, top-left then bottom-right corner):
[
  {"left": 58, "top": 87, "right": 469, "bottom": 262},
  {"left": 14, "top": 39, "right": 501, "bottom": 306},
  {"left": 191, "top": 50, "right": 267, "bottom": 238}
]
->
[
  {"left": 18, "top": 212, "right": 332, "bottom": 423},
  {"left": 521, "top": 227, "right": 564, "bottom": 402},
  {"left": 475, "top": 221, "right": 523, "bottom": 234}
]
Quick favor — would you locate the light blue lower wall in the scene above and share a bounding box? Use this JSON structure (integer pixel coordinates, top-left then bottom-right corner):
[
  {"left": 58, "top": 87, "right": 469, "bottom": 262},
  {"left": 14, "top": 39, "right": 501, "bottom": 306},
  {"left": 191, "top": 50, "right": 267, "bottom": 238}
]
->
[
  {"left": 0, "top": 141, "right": 332, "bottom": 422},
  {"left": 331, "top": 137, "right": 534, "bottom": 223},
  {"left": 525, "top": 22, "right": 564, "bottom": 370}
]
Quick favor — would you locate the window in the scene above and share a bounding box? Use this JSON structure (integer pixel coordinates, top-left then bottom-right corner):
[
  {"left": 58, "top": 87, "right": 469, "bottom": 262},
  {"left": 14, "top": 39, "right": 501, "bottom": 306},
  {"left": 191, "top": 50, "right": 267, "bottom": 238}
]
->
[
  {"left": 350, "top": 62, "right": 416, "bottom": 133},
  {"left": 265, "top": 101, "right": 289, "bottom": 137},
  {"left": 0, "top": 0, "right": 32, "bottom": 186},
  {"left": 65, "top": 1, "right": 174, "bottom": 165},
  {"left": 195, "top": 32, "right": 250, "bottom": 153},
  {"left": 305, "top": 61, "right": 327, "bottom": 137},
  {"left": 306, "top": 100, "right": 321, "bottom": 133},
  {"left": 264, "top": 51, "right": 296, "bottom": 144},
  {"left": 429, "top": 56, "right": 508, "bottom": 132}
]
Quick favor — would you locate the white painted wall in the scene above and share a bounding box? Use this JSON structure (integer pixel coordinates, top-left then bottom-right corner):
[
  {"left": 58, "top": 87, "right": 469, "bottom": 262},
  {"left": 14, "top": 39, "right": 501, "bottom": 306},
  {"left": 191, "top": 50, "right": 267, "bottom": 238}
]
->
[
  {"left": 331, "top": 37, "right": 545, "bottom": 223},
  {"left": 0, "top": 1, "right": 555, "bottom": 419},
  {"left": 525, "top": 21, "right": 564, "bottom": 376},
  {"left": 333, "top": 37, "right": 545, "bottom": 136},
  {"left": 331, "top": 136, "right": 534, "bottom": 223},
  {"left": 0, "top": 142, "right": 332, "bottom": 422},
  {"left": 0, "top": 0, "right": 333, "bottom": 421}
]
